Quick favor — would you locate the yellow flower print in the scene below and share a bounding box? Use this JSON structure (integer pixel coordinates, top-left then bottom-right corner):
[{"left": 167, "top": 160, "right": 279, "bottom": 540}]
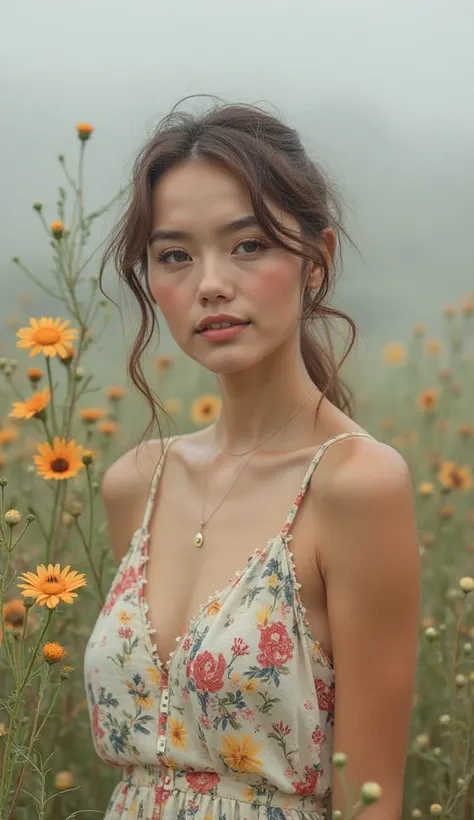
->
[
  {"left": 266, "top": 573, "right": 279, "bottom": 589},
  {"left": 256, "top": 605, "right": 271, "bottom": 627},
  {"left": 119, "top": 610, "right": 133, "bottom": 624},
  {"left": 145, "top": 665, "right": 162, "bottom": 687},
  {"left": 241, "top": 679, "right": 259, "bottom": 693},
  {"left": 219, "top": 733, "right": 263, "bottom": 773},
  {"left": 169, "top": 717, "right": 187, "bottom": 748}
]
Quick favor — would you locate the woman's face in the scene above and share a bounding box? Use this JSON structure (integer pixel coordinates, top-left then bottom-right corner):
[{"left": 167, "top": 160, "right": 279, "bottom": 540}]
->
[{"left": 147, "top": 157, "right": 323, "bottom": 375}]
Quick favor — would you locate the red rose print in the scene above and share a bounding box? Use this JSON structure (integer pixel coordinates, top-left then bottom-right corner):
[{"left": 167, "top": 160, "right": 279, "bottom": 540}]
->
[
  {"left": 192, "top": 651, "right": 226, "bottom": 693},
  {"left": 292, "top": 764, "right": 321, "bottom": 796},
  {"left": 102, "top": 566, "right": 138, "bottom": 615},
  {"left": 186, "top": 771, "right": 220, "bottom": 793},
  {"left": 118, "top": 626, "right": 133, "bottom": 639},
  {"left": 314, "top": 678, "right": 335, "bottom": 714},
  {"left": 92, "top": 703, "right": 105, "bottom": 740},
  {"left": 257, "top": 622, "right": 294, "bottom": 668}
]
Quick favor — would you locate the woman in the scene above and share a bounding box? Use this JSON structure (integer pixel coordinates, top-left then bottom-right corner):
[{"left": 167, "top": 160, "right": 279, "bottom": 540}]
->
[{"left": 84, "top": 97, "right": 420, "bottom": 820}]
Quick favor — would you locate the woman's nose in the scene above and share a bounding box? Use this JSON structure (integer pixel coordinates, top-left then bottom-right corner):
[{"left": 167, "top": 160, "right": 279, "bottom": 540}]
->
[{"left": 196, "top": 258, "right": 234, "bottom": 303}]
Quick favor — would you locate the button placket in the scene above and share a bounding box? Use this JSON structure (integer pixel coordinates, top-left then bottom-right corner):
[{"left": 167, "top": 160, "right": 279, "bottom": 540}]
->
[{"left": 156, "top": 685, "right": 169, "bottom": 755}]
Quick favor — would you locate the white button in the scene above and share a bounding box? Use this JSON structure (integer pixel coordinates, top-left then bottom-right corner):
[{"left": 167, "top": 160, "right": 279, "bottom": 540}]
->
[{"left": 157, "top": 735, "right": 166, "bottom": 753}]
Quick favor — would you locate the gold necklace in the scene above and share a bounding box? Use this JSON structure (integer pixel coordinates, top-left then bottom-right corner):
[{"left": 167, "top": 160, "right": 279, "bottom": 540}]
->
[{"left": 193, "top": 385, "right": 318, "bottom": 548}]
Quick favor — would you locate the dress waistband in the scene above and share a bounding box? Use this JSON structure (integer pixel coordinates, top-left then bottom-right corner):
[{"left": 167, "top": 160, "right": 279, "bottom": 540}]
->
[{"left": 122, "top": 764, "right": 328, "bottom": 816}]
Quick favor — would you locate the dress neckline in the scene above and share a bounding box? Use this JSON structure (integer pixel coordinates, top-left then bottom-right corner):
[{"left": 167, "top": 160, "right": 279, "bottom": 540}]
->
[{"left": 136, "top": 431, "right": 374, "bottom": 676}]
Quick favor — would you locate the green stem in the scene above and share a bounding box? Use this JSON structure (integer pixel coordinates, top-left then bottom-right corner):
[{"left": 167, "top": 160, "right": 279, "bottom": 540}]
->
[
  {"left": 73, "top": 517, "right": 104, "bottom": 604},
  {"left": 45, "top": 358, "right": 58, "bottom": 435},
  {"left": 45, "top": 482, "right": 61, "bottom": 565},
  {"left": 0, "top": 608, "right": 54, "bottom": 807}
]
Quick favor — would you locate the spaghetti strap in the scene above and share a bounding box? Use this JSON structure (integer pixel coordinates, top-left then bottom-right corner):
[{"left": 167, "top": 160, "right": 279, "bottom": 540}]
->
[
  {"left": 279, "top": 431, "right": 375, "bottom": 539},
  {"left": 141, "top": 437, "right": 178, "bottom": 532}
]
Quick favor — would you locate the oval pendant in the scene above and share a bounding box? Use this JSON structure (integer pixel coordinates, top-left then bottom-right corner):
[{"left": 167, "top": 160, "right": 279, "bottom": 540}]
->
[{"left": 194, "top": 531, "right": 204, "bottom": 548}]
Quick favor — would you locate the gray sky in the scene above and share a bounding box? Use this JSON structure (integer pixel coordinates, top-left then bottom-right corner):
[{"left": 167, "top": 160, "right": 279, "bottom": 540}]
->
[{"left": 2, "top": 0, "right": 474, "bottom": 373}]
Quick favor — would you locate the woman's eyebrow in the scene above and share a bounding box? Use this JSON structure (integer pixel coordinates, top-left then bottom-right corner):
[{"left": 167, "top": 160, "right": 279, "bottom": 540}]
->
[{"left": 148, "top": 215, "right": 259, "bottom": 247}]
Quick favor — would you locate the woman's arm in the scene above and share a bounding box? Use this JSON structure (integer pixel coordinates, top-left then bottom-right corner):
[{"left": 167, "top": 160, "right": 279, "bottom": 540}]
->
[{"left": 321, "top": 441, "right": 420, "bottom": 820}]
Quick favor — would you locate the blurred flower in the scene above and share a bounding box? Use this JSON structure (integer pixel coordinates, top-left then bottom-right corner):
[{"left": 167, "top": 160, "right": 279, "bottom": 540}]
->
[
  {"left": 360, "top": 782, "right": 382, "bottom": 805},
  {"left": 43, "top": 641, "right": 67, "bottom": 664},
  {"left": 0, "top": 426, "right": 19, "bottom": 446},
  {"left": 379, "top": 417, "right": 395, "bottom": 431},
  {"left": 60, "top": 665, "right": 74, "bottom": 681},
  {"left": 438, "top": 368, "right": 452, "bottom": 381},
  {"left": 9, "top": 387, "right": 51, "bottom": 420},
  {"left": 76, "top": 122, "right": 94, "bottom": 141},
  {"left": 412, "top": 323, "right": 427, "bottom": 337},
  {"left": 164, "top": 398, "right": 182, "bottom": 415},
  {"left": 155, "top": 355, "right": 174, "bottom": 372},
  {"left": 438, "top": 461, "right": 473, "bottom": 492},
  {"left": 34, "top": 437, "right": 85, "bottom": 480},
  {"left": 16, "top": 317, "right": 78, "bottom": 358},
  {"left": 436, "top": 419, "right": 450, "bottom": 434},
  {"left": 416, "top": 388, "right": 439, "bottom": 412},
  {"left": 382, "top": 343, "right": 406, "bottom": 365},
  {"left": 79, "top": 408, "right": 108, "bottom": 424},
  {"left": 17, "top": 563, "right": 87, "bottom": 608},
  {"left": 425, "top": 338, "right": 443, "bottom": 357},
  {"left": 59, "top": 346, "right": 75, "bottom": 365},
  {"left": 190, "top": 394, "right": 222, "bottom": 425},
  {"left": 106, "top": 386, "right": 126, "bottom": 402},
  {"left": 443, "top": 305, "right": 456, "bottom": 318},
  {"left": 54, "top": 770, "right": 74, "bottom": 790},
  {"left": 430, "top": 804, "right": 443, "bottom": 816},
  {"left": 440, "top": 504, "right": 454, "bottom": 520},
  {"left": 50, "top": 221, "right": 65, "bottom": 239},
  {"left": 460, "top": 293, "right": 474, "bottom": 315},
  {"left": 1, "top": 599, "right": 27, "bottom": 640},
  {"left": 97, "top": 420, "right": 118, "bottom": 436},
  {"left": 27, "top": 367, "right": 44, "bottom": 383},
  {"left": 418, "top": 482, "right": 435, "bottom": 497},
  {"left": 459, "top": 576, "right": 474, "bottom": 594},
  {"left": 458, "top": 423, "right": 473, "bottom": 438}
]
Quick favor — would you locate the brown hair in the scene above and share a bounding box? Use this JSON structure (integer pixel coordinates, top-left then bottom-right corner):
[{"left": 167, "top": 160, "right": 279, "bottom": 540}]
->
[{"left": 99, "top": 95, "right": 360, "bottom": 441}]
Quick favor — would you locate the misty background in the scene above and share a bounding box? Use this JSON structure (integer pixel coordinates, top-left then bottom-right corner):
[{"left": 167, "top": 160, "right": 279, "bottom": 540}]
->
[{"left": 2, "top": 0, "right": 473, "bottom": 394}]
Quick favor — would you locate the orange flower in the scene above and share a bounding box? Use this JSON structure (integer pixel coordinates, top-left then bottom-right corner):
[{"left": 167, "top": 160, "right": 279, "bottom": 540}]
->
[
  {"left": 425, "top": 339, "right": 443, "bottom": 357},
  {"left": 443, "top": 305, "right": 456, "bottom": 318},
  {"left": 190, "top": 394, "right": 222, "bottom": 425},
  {"left": 34, "top": 437, "right": 84, "bottom": 480},
  {"left": 460, "top": 293, "right": 474, "bottom": 315},
  {"left": 416, "top": 388, "right": 439, "bottom": 413},
  {"left": 76, "top": 122, "right": 94, "bottom": 141},
  {"left": 155, "top": 355, "right": 174, "bottom": 373},
  {"left": 27, "top": 367, "right": 44, "bottom": 383},
  {"left": 97, "top": 420, "right": 118, "bottom": 436},
  {"left": 438, "top": 462, "right": 473, "bottom": 492},
  {"left": 9, "top": 387, "right": 51, "bottom": 420},
  {"left": 379, "top": 418, "right": 395, "bottom": 431},
  {"left": 2, "top": 599, "right": 26, "bottom": 631},
  {"left": 458, "top": 423, "right": 473, "bottom": 438},
  {"left": 54, "top": 770, "right": 74, "bottom": 790},
  {"left": 0, "top": 426, "right": 19, "bottom": 446},
  {"left": 79, "top": 408, "right": 107, "bottom": 423},
  {"left": 43, "top": 642, "right": 67, "bottom": 664},
  {"left": 412, "top": 323, "right": 427, "bottom": 337},
  {"left": 106, "top": 386, "right": 126, "bottom": 402},
  {"left": 383, "top": 343, "right": 407, "bottom": 365},
  {"left": 16, "top": 317, "right": 78, "bottom": 358},
  {"left": 59, "top": 346, "right": 75, "bottom": 364},
  {"left": 17, "top": 563, "right": 86, "bottom": 608},
  {"left": 164, "top": 398, "right": 182, "bottom": 415},
  {"left": 418, "top": 482, "right": 435, "bottom": 497},
  {"left": 50, "top": 221, "right": 64, "bottom": 239}
]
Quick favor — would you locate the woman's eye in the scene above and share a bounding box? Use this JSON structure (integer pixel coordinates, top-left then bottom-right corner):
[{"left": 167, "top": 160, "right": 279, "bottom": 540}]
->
[
  {"left": 234, "top": 239, "right": 267, "bottom": 255},
  {"left": 156, "top": 248, "right": 190, "bottom": 265}
]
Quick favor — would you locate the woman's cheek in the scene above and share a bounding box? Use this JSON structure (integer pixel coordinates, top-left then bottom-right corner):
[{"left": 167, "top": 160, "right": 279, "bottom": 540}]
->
[
  {"left": 251, "top": 259, "right": 300, "bottom": 310},
  {"left": 151, "top": 280, "right": 187, "bottom": 332}
]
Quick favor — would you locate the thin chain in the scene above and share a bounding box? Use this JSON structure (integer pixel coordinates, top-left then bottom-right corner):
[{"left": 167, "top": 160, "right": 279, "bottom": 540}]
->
[
  {"left": 215, "top": 385, "right": 318, "bottom": 456},
  {"left": 199, "top": 447, "right": 257, "bottom": 530},
  {"left": 199, "top": 385, "right": 318, "bottom": 532}
]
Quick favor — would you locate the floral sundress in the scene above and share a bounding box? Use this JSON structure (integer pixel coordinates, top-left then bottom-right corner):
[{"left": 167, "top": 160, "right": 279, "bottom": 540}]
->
[{"left": 84, "top": 431, "right": 374, "bottom": 820}]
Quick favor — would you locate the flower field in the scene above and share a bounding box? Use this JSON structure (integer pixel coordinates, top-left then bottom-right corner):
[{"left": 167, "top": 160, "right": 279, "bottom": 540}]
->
[{"left": 0, "top": 124, "right": 473, "bottom": 819}]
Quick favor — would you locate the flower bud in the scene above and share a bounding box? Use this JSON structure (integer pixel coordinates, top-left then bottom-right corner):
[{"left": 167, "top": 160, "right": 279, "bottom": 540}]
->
[
  {"left": 332, "top": 752, "right": 347, "bottom": 769},
  {"left": 439, "top": 714, "right": 451, "bottom": 726},
  {"left": 430, "top": 804, "right": 442, "bottom": 816},
  {"left": 424, "top": 627, "right": 438, "bottom": 641},
  {"left": 412, "top": 810, "right": 422, "bottom": 818},
  {"left": 463, "top": 643, "right": 472, "bottom": 656},
  {"left": 360, "top": 782, "right": 382, "bottom": 805},
  {"left": 459, "top": 576, "right": 474, "bottom": 594},
  {"left": 54, "top": 770, "right": 74, "bottom": 790},
  {"left": 5, "top": 509, "right": 21, "bottom": 527},
  {"left": 32, "top": 201, "right": 43, "bottom": 212},
  {"left": 455, "top": 674, "right": 467, "bottom": 688}
]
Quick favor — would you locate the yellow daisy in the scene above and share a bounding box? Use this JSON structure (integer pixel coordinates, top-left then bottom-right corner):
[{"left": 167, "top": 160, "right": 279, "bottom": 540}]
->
[
  {"left": 79, "top": 408, "right": 108, "bottom": 424},
  {"left": 0, "top": 426, "right": 19, "bottom": 446},
  {"left": 9, "top": 387, "right": 51, "bottom": 420},
  {"left": 17, "top": 563, "right": 87, "bottom": 608},
  {"left": 190, "top": 394, "right": 222, "bottom": 425},
  {"left": 416, "top": 388, "right": 439, "bottom": 413},
  {"left": 382, "top": 343, "right": 407, "bottom": 365},
  {"left": 16, "top": 317, "right": 78, "bottom": 358},
  {"left": 34, "top": 437, "right": 85, "bottom": 480},
  {"left": 438, "top": 462, "right": 473, "bottom": 492}
]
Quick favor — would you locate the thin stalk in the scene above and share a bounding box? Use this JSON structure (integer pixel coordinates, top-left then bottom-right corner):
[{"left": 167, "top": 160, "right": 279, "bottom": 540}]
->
[
  {"left": 45, "top": 483, "right": 61, "bottom": 565},
  {"left": 45, "top": 358, "right": 58, "bottom": 435},
  {"left": 73, "top": 516, "right": 104, "bottom": 604},
  {"left": 0, "top": 608, "right": 54, "bottom": 806}
]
